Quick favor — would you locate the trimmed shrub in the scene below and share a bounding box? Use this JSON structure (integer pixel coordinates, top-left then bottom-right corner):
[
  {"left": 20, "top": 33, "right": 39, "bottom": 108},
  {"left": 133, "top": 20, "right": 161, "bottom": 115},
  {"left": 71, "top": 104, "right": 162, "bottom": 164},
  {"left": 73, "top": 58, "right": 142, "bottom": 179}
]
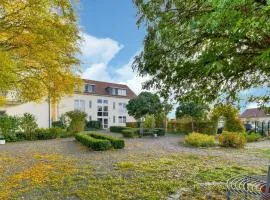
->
[
  {"left": 110, "top": 126, "right": 128, "bottom": 133},
  {"left": 244, "top": 132, "right": 261, "bottom": 142},
  {"left": 20, "top": 113, "right": 38, "bottom": 140},
  {"left": 52, "top": 121, "right": 66, "bottom": 129},
  {"left": 122, "top": 128, "right": 139, "bottom": 138},
  {"left": 89, "top": 132, "right": 125, "bottom": 149},
  {"left": 85, "top": 120, "right": 101, "bottom": 130},
  {"left": 75, "top": 133, "right": 112, "bottom": 151},
  {"left": 0, "top": 114, "right": 20, "bottom": 142},
  {"left": 15, "top": 132, "right": 26, "bottom": 141},
  {"left": 126, "top": 122, "right": 139, "bottom": 128},
  {"left": 65, "top": 111, "right": 87, "bottom": 133},
  {"left": 34, "top": 127, "right": 67, "bottom": 140},
  {"left": 219, "top": 131, "right": 246, "bottom": 148},
  {"left": 35, "top": 128, "right": 57, "bottom": 140},
  {"left": 184, "top": 132, "right": 215, "bottom": 147}
]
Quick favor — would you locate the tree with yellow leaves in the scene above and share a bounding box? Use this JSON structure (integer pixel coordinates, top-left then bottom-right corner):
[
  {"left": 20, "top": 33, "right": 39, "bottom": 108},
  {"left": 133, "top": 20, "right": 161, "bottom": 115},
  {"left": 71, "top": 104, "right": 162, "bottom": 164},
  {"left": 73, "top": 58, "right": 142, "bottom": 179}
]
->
[{"left": 0, "top": 0, "right": 82, "bottom": 105}]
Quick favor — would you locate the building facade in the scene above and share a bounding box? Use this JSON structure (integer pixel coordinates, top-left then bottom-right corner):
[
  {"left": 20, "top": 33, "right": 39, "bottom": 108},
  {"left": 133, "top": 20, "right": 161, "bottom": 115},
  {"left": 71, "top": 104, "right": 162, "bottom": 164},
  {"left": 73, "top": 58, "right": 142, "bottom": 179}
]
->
[
  {"left": 1, "top": 79, "right": 137, "bottom": 129},
  {"left": 240, "top": 108, "right": 270, "bottom": 125}
]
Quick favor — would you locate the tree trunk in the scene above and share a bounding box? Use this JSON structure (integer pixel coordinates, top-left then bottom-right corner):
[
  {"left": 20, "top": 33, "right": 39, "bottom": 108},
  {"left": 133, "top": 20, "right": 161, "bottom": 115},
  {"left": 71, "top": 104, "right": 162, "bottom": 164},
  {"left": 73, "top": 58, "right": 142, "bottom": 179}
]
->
[
  {"left": 140, "top": 117, "right": 144, "bottom": 136},
  {"left": 191, "top": 119, "right": 194, "bottom": 132}
]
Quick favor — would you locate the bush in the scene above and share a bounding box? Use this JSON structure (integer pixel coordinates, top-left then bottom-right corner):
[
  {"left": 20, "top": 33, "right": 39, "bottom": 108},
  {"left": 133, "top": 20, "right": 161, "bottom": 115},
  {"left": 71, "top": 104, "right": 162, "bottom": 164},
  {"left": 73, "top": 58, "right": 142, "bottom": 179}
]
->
[
  {"left": 52, "top": 121, "right": 66, "bottom": 129},
  {"left": 110, "top": 126, "right": 129, "bottom": 133},
  {"left": 0, "top": 114, "right": 20, "bottom": 142},
  {"left": 244, "top": 132, "right": 261, "bottom": 142},
  {"left": 184, "top": 132, "right": 215, "bottom": 147},
  {"left": 126, "top": 122, "right": 139, "bottom": 128},
  {"left": 34, "top": 127, "right": 67, "bottom": 140},
  {"left": 85, "top": 121, "right": 101, "bottom": 130},
  {"left": 75, "top": 133, "right": 112, "bottom": 151},
  {"left": 20, "top": 113, "right": 38, "bottom": 140},
  {"left": 144, "top": 115, "right": 156, "bottom": 129},
  {"left": 35, "top": 128, "right": 57, "bottom": 140},
  {"left": 89, "top": 132, "right": 125, "bottom": 149},
  {"left": 65, "top": 111, "right": 87, "bottom": 133},
  {"left": 122, "top": 128, "right": 139, "bottom": 138},
  {"left": 219, "top": 131, "right": 246, "bottom": 148},
  {"left": 224, "top": 117, "right": 245, "bottom": 132}
]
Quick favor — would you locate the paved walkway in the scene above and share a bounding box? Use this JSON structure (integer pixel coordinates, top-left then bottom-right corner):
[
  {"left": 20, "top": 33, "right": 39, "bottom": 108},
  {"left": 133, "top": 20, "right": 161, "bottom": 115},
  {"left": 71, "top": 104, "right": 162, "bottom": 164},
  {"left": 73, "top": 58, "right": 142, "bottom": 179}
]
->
[{"left": 0, "top": 134, "right": 269, "bottom": 168}]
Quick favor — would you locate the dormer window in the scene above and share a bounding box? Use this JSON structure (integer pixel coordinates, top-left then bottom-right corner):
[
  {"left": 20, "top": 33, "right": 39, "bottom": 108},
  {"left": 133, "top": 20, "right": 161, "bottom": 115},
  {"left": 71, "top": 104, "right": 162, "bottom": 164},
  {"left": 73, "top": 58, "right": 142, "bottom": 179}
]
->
[
  {"left": 108, "top": 87, "right": 127, "bottom": 96},
  {"left": 118, "top": 89, "right": 127, "bottom": 96},
  {"left": 85, "top": 84, "right": 95, "bottom": 93}
]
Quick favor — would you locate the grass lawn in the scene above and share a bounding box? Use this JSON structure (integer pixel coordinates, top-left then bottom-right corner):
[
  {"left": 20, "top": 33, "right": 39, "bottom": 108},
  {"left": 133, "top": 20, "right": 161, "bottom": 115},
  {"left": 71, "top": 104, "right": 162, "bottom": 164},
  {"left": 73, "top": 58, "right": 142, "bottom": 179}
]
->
[{"left": 0, "top": 134, "right": 268, "bottom": 200}]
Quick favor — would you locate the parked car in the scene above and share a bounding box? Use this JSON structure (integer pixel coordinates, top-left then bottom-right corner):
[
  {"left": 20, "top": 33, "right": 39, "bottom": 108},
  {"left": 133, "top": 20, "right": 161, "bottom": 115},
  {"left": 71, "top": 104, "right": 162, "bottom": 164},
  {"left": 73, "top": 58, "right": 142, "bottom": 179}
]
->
[
  {"left": 244, "top": 124, "right": 254, "bottom": 132},
  {"left": 217, "top": 124, "right": 254, "bottom": 134}
]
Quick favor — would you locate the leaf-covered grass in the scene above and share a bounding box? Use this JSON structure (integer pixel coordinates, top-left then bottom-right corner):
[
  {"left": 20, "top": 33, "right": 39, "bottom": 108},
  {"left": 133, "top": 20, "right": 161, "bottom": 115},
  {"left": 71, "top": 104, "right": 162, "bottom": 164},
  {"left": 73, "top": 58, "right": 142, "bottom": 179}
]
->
[{"left": 0, "top": 151, "right": 265, "bottom": 200}]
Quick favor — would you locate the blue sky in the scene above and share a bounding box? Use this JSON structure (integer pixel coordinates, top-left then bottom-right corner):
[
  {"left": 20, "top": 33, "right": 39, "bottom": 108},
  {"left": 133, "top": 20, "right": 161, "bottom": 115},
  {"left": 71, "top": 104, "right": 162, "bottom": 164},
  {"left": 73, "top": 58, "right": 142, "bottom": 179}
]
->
[{"left": 77, "top": 0, "right": 147, "bottom": 94}]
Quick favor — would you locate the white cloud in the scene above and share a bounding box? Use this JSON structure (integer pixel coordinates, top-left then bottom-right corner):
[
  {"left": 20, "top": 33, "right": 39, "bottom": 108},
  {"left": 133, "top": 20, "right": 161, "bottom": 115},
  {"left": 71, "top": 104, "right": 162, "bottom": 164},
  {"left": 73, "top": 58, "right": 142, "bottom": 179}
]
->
[
  {"left": 246, "top": 102, "right": 258, "bottom": 109},
  {"left": 80, "top": 33, "right": 148, "bottom": 94},
  {"left": 82, "top": 63, "right": 110, "bottom": 81},
  {"left": 80, "top": 32, "right": 123, "bottom": 65}
]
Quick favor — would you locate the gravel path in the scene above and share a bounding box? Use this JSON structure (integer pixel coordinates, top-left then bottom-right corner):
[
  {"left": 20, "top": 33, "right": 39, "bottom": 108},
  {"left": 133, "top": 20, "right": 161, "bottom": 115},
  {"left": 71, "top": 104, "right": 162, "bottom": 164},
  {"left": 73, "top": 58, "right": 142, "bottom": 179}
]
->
[{"left": 1, "top": 133, "right": 270, "bottom": 168}]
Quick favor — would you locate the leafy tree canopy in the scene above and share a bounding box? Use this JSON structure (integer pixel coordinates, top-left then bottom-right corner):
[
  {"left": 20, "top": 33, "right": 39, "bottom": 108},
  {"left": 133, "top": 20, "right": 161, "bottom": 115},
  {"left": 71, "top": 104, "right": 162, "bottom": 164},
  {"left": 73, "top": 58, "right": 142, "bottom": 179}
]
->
[
  {"left": 126, "top": 92, "right": 162, "bottom": 119},
  {"left": 0, "top": 0, "right": 81, "bottom": 105},
  {"left": 176, "top": 102, "right": 209, "bottom": 121},
  {"left": 133, "top": 0, "right": 270, "bottom": 104}
]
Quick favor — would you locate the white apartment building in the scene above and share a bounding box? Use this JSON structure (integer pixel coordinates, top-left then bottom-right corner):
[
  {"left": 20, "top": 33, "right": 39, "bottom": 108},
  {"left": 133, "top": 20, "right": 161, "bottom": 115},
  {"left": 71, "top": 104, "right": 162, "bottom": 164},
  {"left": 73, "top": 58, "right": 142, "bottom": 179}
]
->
[{"left": 1, "top": 79, "right": 137, "bottom": 129}]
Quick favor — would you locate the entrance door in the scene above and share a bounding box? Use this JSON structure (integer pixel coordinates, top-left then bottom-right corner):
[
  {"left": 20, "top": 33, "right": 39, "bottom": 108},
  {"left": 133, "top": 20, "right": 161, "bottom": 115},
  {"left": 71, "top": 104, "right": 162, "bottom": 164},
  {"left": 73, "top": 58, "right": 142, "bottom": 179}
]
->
[{"left": 97, "top": 118, "right": 109, "bottom": 129}]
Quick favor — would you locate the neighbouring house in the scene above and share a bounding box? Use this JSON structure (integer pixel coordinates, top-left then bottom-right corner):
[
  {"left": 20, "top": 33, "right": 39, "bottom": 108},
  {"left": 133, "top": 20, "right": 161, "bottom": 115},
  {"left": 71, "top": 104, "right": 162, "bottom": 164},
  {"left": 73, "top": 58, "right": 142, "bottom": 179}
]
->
[
  {"left": 0, "top": 79, "right": 137, "bottom": 129},
  {"left": 240, "top": 108, "right": 270, "bottom": 125}
]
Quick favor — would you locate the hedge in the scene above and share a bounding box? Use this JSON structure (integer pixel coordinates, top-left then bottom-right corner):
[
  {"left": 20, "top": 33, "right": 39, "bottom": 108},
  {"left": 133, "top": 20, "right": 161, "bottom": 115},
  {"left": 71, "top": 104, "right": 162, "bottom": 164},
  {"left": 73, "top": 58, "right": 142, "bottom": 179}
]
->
[
  {"left": 126, "top": 122, "right": 139, "bottom": 128},
  {"left": 110, "top": 126, "right": 129, "bottom": 133},
  {"left": 89, "top": 132, "right": 125, "bottom": 149},
  {"left": 85, "top": 121, "right": 101, "bottom": 130},
  {"left": 122, "top": 128, "right": 139, "bottom": 138},
  {"left": 167, "top": 120, "right": 216, "bottom": 135},
  {"left": 75, "top": 133, "right": 112, "bottom": 151}
]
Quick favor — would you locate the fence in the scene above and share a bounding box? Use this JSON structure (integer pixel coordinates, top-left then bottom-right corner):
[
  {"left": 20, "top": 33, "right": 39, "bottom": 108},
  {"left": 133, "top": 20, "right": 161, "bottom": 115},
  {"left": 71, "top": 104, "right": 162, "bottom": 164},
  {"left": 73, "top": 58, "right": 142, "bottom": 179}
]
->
[{"left": 254, "top": 122, "right": 270, "bottom": 136}]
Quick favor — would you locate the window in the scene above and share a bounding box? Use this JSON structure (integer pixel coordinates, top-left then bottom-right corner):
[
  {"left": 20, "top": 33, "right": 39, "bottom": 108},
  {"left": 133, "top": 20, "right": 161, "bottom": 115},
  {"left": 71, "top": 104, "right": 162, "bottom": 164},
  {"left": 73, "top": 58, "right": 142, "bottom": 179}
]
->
[
  {"left": 84, "top": 84, "right": 95, "bottom": 93},
  {"left": 113, "top": 116, "right": 116, "bottom": 123},
  {"left": 97, "top": 99, "right": 103, "bottom": 104},
  {"left": 118, "top": 116, "right": 126, "bottom": 123},
  {"left": 118, "top": 89, "right": 127, "bottom": 96},
  {"left": 112, "top": 88, "right": 117, "bottom": 95},
  {"left": 89, "top": 100, "right": 92, "bottom": 108},
  {"left": 74, "top": 100, "right": 85, "bottom": 112},
  {"left": 118, "top": 116, "right": 123, "bottom": 123},
  {"left": 110, "top": 88, "right": 127, "bottom": 96},
  {"left": 113, "top": 102, "right": 116, "bottom": 109},
  {"left": 89, "top": 116, "right": 92, "bottom": 121},
  {"left": 119, "top": 103, "right": 127, "bottom": 113},
  {"left": 103, "top": 100, "right": 108, "bottom": 104}
]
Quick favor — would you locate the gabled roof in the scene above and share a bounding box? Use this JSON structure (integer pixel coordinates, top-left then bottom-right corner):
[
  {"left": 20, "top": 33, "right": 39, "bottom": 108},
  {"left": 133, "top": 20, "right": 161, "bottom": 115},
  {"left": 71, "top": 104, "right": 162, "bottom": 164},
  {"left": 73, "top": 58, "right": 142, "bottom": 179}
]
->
[
  {"left": 82, "top": 79, "right": 137, "bottom": 99},
  {"left": 240, "top": 108, "right": 270, "bottom": 118}
]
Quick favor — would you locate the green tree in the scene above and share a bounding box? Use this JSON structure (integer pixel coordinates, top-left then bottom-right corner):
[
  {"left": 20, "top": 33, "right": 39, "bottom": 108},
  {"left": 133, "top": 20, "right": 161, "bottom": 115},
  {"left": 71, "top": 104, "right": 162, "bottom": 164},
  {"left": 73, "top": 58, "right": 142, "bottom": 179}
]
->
[
  {"left": 127, "top": 92, "right": 162, "bottom": 119},
  {"left": 0, "top": 0, "right": 81, "bottom": 105},
  {"left": 176, "top": 102, "right": 209, "bottom": 131},
  {"left": 127, "top": 92, "right": 162, "bottom": 135},
  {"left": 133, "top": 0, "right": 270, "bottom": 104}
]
